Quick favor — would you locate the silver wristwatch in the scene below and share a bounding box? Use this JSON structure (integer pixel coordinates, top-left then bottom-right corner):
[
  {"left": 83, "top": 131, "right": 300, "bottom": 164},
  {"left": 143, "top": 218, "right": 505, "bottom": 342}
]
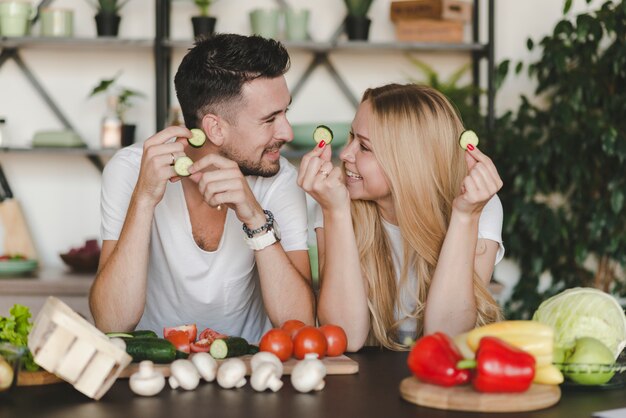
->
[{"left": 243, "top": 210, "right": 281, "bottom": 251}]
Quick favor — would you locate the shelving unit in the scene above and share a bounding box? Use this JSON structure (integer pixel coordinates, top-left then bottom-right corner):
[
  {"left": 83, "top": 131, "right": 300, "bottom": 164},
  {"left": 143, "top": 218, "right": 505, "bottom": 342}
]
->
[
  {"left": 1, "top": 0, "right": 496, "bottom": 164},
  {"left": 156, "top": 0, "right": 495, "bottom": 132}
]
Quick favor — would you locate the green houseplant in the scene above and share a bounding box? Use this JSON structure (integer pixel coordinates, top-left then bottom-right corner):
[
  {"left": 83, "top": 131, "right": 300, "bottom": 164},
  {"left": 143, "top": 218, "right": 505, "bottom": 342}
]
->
[
  {"left": 485, "top": 0, "right": 626, "bottom": 319},
  {"left": 89, "top": 73, "right": 144, "bottom": 146},
  {"left": 343, "top": 0, "right": 374, "bottom": 40},
  {"left": 406, "top": 56, "right": 486, "bottom": 137},
  {"left": 192, "top": 0, "right": 217, "bottom": 38},
  {"left": 85, "top": 0, "right": 131, "bottom": 37}
]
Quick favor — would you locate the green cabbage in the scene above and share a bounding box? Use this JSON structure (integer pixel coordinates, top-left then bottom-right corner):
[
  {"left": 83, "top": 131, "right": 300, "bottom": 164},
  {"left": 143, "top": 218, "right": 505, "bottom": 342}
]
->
[{"left": 532, "top": 287, "right": 626, "bottom": 359}]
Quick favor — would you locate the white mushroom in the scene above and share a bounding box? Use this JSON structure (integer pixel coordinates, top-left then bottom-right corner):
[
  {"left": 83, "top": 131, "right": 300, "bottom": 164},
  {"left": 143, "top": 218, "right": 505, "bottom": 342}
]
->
[
  {"left": 168, "top": 359, "right": 201, "bottom": 390},
  {"left": 217, "top": 358, "right": 247, "bottom": 389},
  {"left": 191, "top": 352, "right": 218, "bottom": 382},
  {"left": 129, "top": 361, "right": 166, "bottom": 397},
  {"left": 250, "top": 351, "right": 283, "bottom": 376},
  {"left": 250, "top": 362, "right": 283, "bottom": 392},
  {"left": 290, "top": 353, "right": 327, "bottom": 393}
]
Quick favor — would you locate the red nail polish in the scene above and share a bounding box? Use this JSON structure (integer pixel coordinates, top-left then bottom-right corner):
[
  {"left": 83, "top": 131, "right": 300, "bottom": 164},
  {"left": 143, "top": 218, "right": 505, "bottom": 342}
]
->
[
  {"left": 318, "top": 140, "right": 326, "bottom": 148},
  {"left": 467, "top": 144, "right": 475, "bottom": 151}
]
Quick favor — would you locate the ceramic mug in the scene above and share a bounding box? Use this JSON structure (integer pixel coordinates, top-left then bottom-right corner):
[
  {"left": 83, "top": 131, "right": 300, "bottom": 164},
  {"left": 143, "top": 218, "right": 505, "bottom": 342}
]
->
[
  {"left": 285, "top": 8, "right": 309, "bottom": 41},
  {"left": 0, "top": 1, "right": 35, "bottom": 37},
  {"left": 249, "top": 8, "right": 280, "bottom": 39},
  {"left": 40, "top": 8, "right": 73, "bottom": 37}
]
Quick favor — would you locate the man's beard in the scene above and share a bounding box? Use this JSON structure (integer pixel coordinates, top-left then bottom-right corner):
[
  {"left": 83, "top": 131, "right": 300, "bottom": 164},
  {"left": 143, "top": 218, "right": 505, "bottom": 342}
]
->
[{"left": 219, "top": 143, "right": 283, "bottom": 177}]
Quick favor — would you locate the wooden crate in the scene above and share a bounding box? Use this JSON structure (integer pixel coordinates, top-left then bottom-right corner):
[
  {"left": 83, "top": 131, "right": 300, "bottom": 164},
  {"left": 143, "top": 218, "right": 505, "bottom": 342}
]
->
[
  {"left": 390, "top": 0, "right": 472, "bottom": 23},
  {"left": 394, "top": 19, "right": 464, "bottom": 43},
  {"left": 28, "top": 296, "right": 131, "bottom": 400}
]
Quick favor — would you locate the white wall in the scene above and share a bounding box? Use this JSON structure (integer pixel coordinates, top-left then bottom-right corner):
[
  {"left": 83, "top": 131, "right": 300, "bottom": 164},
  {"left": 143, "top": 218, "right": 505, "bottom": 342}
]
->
[{"left": 0, "top": 0, "right": 601, "bottom": 268}]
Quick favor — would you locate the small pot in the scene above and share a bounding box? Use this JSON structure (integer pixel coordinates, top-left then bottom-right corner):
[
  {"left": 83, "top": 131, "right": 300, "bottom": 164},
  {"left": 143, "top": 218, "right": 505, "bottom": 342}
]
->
[
  {"left": 192, "top": 16, "right": 217, "bottom": 39},
  {"left": 345, "top": 15, "right": 371, "bottom": 41},
  {"left": 95, "top": 12, "right": 121, "bottom": 37},
  {"left": 121, "top": 124, "right": 136, "bottom": 147}
]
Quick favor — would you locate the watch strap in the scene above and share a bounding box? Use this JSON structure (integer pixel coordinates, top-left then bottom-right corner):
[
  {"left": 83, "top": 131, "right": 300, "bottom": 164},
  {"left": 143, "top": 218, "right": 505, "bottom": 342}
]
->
[{"left": 244, "top": 229, "right": 278, "bottom": 251}]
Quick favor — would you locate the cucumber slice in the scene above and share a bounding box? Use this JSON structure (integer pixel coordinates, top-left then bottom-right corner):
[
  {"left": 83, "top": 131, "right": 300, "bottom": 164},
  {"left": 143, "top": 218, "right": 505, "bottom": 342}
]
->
[
  {"left": 459, "top": 130, "right": 479, "bottom": 150},
  {"left": 188, "top": 128, "right": 206, "bottom": 148},
  {"left": 313, "top": 125, "right": 333, "bottom": 145},
  {"left": 106, "top": 332, "right": 133, "bottom": 339},
  {"left": 174, "top": 156, "right": 193, "bottom": 177}
]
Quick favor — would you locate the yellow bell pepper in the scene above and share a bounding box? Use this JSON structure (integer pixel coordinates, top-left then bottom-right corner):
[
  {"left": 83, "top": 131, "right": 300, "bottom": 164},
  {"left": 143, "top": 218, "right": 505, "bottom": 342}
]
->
[
  {"left": 533, "top": 364, "right": 564, "bottom": 385},
  {"left": 465, "top": 320, "right": 555, "bottom": 367}
]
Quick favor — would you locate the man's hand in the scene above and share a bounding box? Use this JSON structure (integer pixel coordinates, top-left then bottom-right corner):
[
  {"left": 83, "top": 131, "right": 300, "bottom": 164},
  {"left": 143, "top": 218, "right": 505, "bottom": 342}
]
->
[
  {"left": 135, "top": 126, "right": 190, "bottom": 207},
  {"left": 188, "top": 154, "right": 265, "bottom": 228}
]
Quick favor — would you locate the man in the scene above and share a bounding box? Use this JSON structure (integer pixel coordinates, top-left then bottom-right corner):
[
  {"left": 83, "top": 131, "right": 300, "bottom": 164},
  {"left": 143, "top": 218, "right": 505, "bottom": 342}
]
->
[{"left": 89, "top": 34, "right": 314, "bottom": 343}]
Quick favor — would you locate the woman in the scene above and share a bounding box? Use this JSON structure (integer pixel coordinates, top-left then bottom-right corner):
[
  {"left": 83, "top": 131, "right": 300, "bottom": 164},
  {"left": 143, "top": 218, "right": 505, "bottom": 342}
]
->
[{"left": 297, "top": 84, "right": 504, "bottom": 351}]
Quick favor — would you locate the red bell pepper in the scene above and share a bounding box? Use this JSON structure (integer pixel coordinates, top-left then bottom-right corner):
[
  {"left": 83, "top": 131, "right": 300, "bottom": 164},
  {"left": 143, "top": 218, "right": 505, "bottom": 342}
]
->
[
  {"left": 459, "top": 336, "right": 535, "bottom": 393},
  {"left": 407, "top": 332, "right": 470, "bottom": 387}
]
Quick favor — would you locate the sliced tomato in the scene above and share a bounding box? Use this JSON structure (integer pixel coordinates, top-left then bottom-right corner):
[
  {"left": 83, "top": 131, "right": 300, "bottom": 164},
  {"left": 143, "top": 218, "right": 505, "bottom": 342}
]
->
[
  {"left": 198, "top": 327, "right": 227, "bottom": 342},
  {"left": 165, "top": 330, "right": 190, "bottom": 354},
  {"left": 163, "top": 324, "right": 197, "bottom": 343},
  {"left": 190, "top": 338, "right": 212, "bottom": 353}
]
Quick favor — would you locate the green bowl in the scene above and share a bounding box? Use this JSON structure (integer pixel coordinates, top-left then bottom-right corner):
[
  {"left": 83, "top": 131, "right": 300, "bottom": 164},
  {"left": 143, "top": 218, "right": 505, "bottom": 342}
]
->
[{"left": 289, "top": 122, "right": 350, "bottom": 150}]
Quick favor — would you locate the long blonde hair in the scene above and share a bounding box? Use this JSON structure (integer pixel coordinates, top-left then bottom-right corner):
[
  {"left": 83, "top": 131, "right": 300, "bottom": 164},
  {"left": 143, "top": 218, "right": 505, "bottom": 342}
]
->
[{"left": 351, "top": 84, "right": 502, "bottom": 350}]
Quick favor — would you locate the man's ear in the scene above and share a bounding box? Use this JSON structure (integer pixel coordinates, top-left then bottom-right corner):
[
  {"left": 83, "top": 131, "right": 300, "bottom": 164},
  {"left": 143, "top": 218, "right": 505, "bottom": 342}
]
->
[{"left": 201, "top": 113, "right": 225, "bottom": 147}]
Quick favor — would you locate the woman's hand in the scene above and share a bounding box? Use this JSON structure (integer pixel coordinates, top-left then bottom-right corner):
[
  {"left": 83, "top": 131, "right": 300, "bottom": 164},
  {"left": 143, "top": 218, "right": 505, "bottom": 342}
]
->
[
  {"left": 453, "top": 145, "right": 503, "bottom": 216},
  {"left": 297, "top": 143, "right": 350, "bottom": 213},
  {"left": 135, "top": 126, "right": 189, "bottom": 206}
]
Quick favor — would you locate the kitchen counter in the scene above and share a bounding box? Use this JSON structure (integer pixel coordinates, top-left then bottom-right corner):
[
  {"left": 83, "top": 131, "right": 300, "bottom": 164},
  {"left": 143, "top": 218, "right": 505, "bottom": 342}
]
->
[
  {"left": 0, "top": 267, "right": 93, "bottom": 322},
  {"left": 3, "top": 348, "right": 625, "bottom": 417}
]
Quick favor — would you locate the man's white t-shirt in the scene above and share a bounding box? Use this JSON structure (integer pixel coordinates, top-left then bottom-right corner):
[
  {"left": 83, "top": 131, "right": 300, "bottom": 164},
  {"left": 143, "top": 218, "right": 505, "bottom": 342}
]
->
[
  {"left": 313, "top": 195, "right": 504, "bottom": 342},
  {"left": 101, "top": 143, "right": 309, "bottom": 343}
]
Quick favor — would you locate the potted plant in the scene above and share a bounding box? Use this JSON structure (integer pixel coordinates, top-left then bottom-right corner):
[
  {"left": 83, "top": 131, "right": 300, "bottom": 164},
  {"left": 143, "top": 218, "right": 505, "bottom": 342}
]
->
[
  {"left": 89, "top": 73, "right": 144, "bottom": 147},
  {"left": 192, "top": 0, "right": 217, "bottom": 39},
  {"left": 85, "top": 0, "right": 131, "bottom": 37},
  {"left": 486, "top": 0, "right": 626, "bottom": 319},
  {"left": 343, "top": 0, "right": 374, "bottom": 41}
]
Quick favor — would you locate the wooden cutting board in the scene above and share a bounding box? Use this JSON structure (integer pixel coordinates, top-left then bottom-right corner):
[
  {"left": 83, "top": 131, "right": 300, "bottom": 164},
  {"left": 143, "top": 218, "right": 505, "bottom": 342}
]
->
[
  {"left": 18, "top": 354, "right": 358, "bottom": 386},
  {"left": 399, "top": 377, "right": 561, "bottom": 413},
  {"left": 18, "top": 370, "right": 65, "bottom": 386}
]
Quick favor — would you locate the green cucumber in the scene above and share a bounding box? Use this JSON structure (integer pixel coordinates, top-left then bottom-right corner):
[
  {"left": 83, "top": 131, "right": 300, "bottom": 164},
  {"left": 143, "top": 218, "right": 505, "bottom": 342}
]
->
[
  {"left": 210, "top": 337, "right": 250, "bottom": 359},
  {"left": 188, "top": 128, "right": 206, "bottom": 148},
  {"left": 313, "top": 125, "right": 333, "bottom": 145},
  {"left": 174, "top": 156, "right": 193, "bottom": 177},
  {"left": 124, "top": 338, "right": 177, "bottom": 364},
  {"left": 459, "top": 129, "right": 479, "bottom": 150},
  {"left": 129, "top": 330, "right": 158, "bottom": 338},
  {"left": 105, "top": 330, "right": 158, "bottom": 339},
  {"left": 248, "top": 344, "right": 260, "bottom": 355}
]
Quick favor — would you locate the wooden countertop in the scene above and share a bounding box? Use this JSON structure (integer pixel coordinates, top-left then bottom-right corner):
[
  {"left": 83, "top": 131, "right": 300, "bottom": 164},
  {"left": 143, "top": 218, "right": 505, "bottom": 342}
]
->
[
  {"left": 0, "top": 267, "right": 93, "bottom": 296},
  {"left": 5, "top": 349, "right": 626, "bottom": 418}
]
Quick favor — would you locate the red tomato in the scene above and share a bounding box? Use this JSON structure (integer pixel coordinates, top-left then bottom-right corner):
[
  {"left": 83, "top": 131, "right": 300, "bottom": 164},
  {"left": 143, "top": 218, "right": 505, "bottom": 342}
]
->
[
  {"left": 318, "top": 324, "right": 348, "bottom": 357},
  {"left": 163, "top": 324, "right": 197, "bottom": 343},
  {"left": 259, "top": 329, "right": 293, "bottom": 362},
  {"left": 293, "top": 326, "right": 327, "bottom": 360},
  {"left": 198, "top": 328, "right": 227, "bottom": 342},
  {"left": 281, "top": 319, "right": 306, "bottom": 338},
  {"left": 165, "top": 330, "right": 190, "bottom": 354},
  {"left": 190, "top": 338, "right": 212, "bottom": 353}
]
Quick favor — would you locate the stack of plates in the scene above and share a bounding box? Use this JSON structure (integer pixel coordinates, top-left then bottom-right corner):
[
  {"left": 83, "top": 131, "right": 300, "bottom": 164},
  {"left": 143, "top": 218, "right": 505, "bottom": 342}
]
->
[{"left": 0, "top": 259, "right": 38, "bottom": 276}]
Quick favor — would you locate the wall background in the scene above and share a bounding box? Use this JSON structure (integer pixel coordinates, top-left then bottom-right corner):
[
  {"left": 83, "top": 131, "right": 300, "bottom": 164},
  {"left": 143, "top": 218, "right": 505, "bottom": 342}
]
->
[{"left": 0, "top": 0, "right": 598, "bottom": 295}]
